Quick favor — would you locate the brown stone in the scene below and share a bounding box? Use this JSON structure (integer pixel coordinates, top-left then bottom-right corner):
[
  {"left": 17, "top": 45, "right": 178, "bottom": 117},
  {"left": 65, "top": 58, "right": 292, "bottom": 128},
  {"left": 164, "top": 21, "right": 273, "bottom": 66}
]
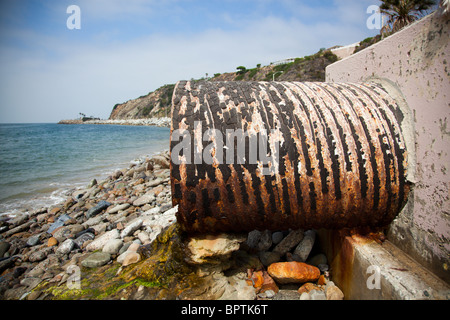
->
[
  {"left": 317, "top": 274, "right": 327, "bottom": 286},
  {"left": 250, "top": 270, "right": 265, "bottom": 289},
  {"left": 326, "top": 284, "right": 344, "bottom": 300},
  {"left": 260, "top": 271, "right": 279, "bottom": 294},
  {"left": 47, "top": 237, "right": 58, "bottom": 247},
  {"left": 49, "top": 207, "right": 61, "bottom": 215},
  {"left": 298, "top": 282, "right": 323, "bottom": 294},
  {"left": 267, "top": 262, "right": 320, "bottom": 284}
]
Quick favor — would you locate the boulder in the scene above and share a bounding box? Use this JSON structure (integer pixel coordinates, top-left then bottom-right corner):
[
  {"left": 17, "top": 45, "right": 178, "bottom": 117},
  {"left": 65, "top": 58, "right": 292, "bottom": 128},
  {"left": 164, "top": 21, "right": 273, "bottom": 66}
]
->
[{"left": 185, "top": 233, "right": 246, "bottom": 265}]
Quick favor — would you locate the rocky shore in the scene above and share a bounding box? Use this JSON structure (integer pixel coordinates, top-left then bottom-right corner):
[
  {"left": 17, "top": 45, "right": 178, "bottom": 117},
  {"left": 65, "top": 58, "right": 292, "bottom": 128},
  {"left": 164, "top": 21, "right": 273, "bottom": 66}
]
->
[
  {"left": 0, "top": 150, "right": 344, "bottom": 301},
  {"left": 58, "top": 117, "right": 171, "bottom": 127}
]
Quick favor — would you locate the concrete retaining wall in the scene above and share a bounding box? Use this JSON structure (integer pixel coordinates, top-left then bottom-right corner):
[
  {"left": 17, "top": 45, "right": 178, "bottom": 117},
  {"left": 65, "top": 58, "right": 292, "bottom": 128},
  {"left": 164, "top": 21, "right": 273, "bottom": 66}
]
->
[{"left": 326, "top": 10, "right": 449, "bottom": 284}]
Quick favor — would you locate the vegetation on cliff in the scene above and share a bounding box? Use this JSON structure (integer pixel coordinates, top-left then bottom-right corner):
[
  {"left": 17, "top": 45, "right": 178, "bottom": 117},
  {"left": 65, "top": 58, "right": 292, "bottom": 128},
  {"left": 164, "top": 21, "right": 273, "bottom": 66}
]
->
[{"left": 108, "top": 48, "right": 339, "bottom": 121}]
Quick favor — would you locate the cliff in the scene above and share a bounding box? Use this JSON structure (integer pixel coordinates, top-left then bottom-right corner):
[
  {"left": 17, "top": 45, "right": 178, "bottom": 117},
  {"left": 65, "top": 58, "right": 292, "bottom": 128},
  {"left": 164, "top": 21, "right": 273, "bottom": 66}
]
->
[
  {"left": 108, "top": 48, "right": 339, "bottom": 120},
  {"left": 109, "top": 84, "right": 175, "bottom": 120}
]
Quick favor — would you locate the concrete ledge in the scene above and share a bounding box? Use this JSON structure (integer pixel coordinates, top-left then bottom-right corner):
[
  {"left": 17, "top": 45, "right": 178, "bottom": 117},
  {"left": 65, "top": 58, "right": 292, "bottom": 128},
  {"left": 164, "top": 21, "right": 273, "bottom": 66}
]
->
[{"left": 318, "top": 229, "right": 450, "bottom": 300}]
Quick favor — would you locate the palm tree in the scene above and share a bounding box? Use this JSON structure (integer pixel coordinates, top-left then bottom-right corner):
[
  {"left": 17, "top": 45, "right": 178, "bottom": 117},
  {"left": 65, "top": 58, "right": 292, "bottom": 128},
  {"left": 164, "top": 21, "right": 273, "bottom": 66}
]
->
[{"left": 379, "top": 0, "right": 436, "bottom": 36}]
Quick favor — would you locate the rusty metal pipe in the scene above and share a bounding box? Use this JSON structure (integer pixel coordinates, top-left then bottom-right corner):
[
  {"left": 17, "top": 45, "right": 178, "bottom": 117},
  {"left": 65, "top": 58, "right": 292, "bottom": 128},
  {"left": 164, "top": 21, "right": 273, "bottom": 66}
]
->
[{"left": 170, "top": 81, "right": 409, "bottom": 234}]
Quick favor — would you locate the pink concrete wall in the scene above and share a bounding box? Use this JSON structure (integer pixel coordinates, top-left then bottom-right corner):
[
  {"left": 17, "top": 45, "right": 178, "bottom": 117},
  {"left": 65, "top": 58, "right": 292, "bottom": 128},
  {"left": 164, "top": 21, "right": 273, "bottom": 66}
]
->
[{"left": 326, "top": 11, "right": 450, "bottom": 282}]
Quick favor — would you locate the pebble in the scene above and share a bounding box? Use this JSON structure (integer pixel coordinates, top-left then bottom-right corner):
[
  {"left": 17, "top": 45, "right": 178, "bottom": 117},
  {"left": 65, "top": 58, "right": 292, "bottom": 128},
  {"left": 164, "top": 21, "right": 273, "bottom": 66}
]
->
[
  {"left": 120, "top": 219, "right": 143, "bottom": 238},
  {"left": 326, "top": 281, "right": 344, "bottom": 300},
  {"left": 102, "top": 238, "right": 123, "bottom": 255},
  {"left": 257, "top": 230, "right": 272, "bottom": 252},
  {"left": 86, "top": 229, "right": 120, "bottom": 251},
  {"left": 56, "top": 239, "right": 75, "bottom": 255},
  {"left": 27, "top": 234, "right": 42, "bottom": 247},
  {"left": 300, "top": 292, "right": 311, "bottom": 300},
  {"left": 306, "top": 253, "right": 327, "bottom": 267},
  {"left": 310, "top": 290, "right": 327, "bottom": 300},
  {"left": 73, "top": 232, "right": 95, "bottom": 249},
  {"left": 47, "top": 237, "right": 58, "bottom": 247},
  {"left": 293, "top": 230, "right": 316, "bottom": 262},
  {"left": 121, "top": 252, "right": 141, "bottom": 266},
  {"left": 133, "top": 194, "right": 155, "bottom": 207},
  {"left": 81, "top": 252, "right": 111, "bottom": 268},
  {"left": 271, "top": 232, "right": 284, "bottom": 245},
  {"left": 259, "top": 251, "right": 281, "bottom": 267},
  {"left": 273, "top": 229, "right": 304, "bottom": 256},
  {"left": 85, "top": 200, "right": 111, "bottom": 219},
  {"left": 0, "top": 241, "right": 11, "bottom": 257}
]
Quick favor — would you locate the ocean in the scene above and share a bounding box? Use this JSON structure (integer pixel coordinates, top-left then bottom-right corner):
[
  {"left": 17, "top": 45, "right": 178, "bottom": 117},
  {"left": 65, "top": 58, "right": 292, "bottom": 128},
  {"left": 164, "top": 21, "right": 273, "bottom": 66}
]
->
[{"left": 0, "top": 123, "right": 170, "bottom": 217}]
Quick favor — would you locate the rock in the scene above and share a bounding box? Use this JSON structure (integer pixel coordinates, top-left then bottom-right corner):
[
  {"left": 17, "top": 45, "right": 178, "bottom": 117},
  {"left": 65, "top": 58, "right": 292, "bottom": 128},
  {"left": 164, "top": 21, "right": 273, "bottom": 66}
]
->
[
  {"left": 29, "top": 248, "right": 52, "bottom": 263},
  {"left": 0, "top": 241, "right": 11, "bottom": 257},
  {"left": 20, "top": 277, "right": 42, "bottom": 290},
  {"left": 86, "top": 229, "right": 120, "bottom": 251},
  {"left": 273, "top": 289, "right": 301, "bottom": 300},
  {"left": 73, "top": 232, "right": 95, "bottom": 249},
  {"left": 133, "top": 194, "right": 155, "bottom": 207},
  {"left": 318, "top": 264, "right": 329, "bottom": 272},
  {"left": 81, "top": 252, "right": 111, "bottom": 268},
  {"left": 49, "top": 207, "right": 61, "bottom": 215},
  {"left": 259, "top": 251, "right": 281, "bottom": 267},
  {"left": 116, "top": 242, "right": 140, "bottom": 264},
  {"left": 300, "top": 292, "right": 311, "bottom": 300},
  {"left": 56, "top": 239, "right": 75, "bottom": 255},
  {"left": 186, "top": 233, "right": 246, "bottom": 265},
  {"left": 271, "top": 231, "right": 284, "bottom": 245},
  {"left": 47, "top": 214, "right": 71, "bottom": 234},
  {"left": 137, "top": 231, "right": 150, "bottom": 244},
  {"left": 306, "top": 253, "right": 327, "bottom": 267},
  {"left": 88, "top": 179, "right": 97, "bottom": 188},
  {"left": 246, "top": 230, "right": 261, "bottom": 249},
  {"left": 259, "top": 271, "right": 279, "bottom": 294},
  {"left": 47, "top": 237, "right": 58, "bottom": 247},
  {"left": 293, "top": 230, "right": 316, "bottom": 262},
  {"left": 3, "top": 219, "right": 36, "bottom": 237},
  {"left": 51, "top": 226, "right": 72, "bottom": 242},
  {"left": 121, "top": 252, "right": 141, "bottom": 266},
  {"left": 0, "top": 256, "right": 18, "bottom": 273},
  {"left": 257, "top": 230, "right": 272, "bottom": 252},
  {"left": 72, "top": 190, "right": 86, "bottom": 201},
  {"left": 8, "top": 213, "right": 29, "bottom": 227},
  {"left": 247, "top": 270, "right": 263, "bottom": 288},
  {"left": 102, "top": 238, "right": 123, "bottom": 255},
  {"left": 298, "top": 282, "right": 323, "bottom": 294},
  {"left": 219, "top": 275, "right": 257, "bottom": 300},
  {"left": 272, "top": 229, "right": 304, "bottom": 256},
  {"left": 317, "top": 274, "right": 327, "bottom": 286},
  {"left": 85, "top": 200, "right": 111, "bottom": 219},
  {"left": 27, "top": 290, "right": 42, "bottom": 300},
  {"left": 310, "top": 290, "right": 327, "bottom": 300},
  {"left": 148, "top": 178, "right": 163, "bottom": 187},
  {"left": 120, "top": 219, "right": 143, "bottom": 238},
  {"left": 107, "top": 203, "right": 130, "bottom": 214},
  {"left": 143, "top": 207, "right": 161, "bottom": 215},
  {"left": 152, "top": 155, "right": 170, "bottom": 169},
  {"left": 267, "top": 262, "right": 320, "bottom": 284},
  {"left": 326, "top": 282, "right": 344, "bottom": 300}
]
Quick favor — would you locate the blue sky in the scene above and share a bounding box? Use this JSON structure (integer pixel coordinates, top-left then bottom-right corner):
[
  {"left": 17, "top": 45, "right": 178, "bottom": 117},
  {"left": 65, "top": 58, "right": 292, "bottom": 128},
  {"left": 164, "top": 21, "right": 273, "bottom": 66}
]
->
[{"left": 0, "top": 0, "right": 387, "bottom": 123}]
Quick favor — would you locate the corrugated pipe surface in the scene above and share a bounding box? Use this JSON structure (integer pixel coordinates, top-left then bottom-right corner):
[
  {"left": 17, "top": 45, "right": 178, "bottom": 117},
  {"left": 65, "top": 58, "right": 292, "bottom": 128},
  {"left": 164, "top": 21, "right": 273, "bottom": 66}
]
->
[{"left": 170, "top": 81, "right": 409, "bottom": 234}]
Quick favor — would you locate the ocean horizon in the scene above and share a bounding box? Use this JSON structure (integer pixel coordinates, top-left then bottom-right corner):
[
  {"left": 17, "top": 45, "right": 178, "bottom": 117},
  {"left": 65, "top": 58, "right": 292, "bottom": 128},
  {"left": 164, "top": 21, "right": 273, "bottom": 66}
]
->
[{"left": 0, "top": 123, "right": 170, "bottom": 217}]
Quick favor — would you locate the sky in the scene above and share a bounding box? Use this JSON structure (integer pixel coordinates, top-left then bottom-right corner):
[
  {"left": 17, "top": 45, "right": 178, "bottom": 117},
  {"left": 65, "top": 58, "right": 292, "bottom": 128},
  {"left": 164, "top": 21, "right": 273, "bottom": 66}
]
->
[{"left": 0, "top": 0, "right": 388, "bottom": 123}]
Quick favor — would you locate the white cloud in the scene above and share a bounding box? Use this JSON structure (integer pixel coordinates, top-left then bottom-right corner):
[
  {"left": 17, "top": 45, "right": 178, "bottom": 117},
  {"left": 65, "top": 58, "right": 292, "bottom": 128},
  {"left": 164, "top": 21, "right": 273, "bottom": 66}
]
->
[{"left": 0, "top": 2, "right": 378, "bottom": 123}]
